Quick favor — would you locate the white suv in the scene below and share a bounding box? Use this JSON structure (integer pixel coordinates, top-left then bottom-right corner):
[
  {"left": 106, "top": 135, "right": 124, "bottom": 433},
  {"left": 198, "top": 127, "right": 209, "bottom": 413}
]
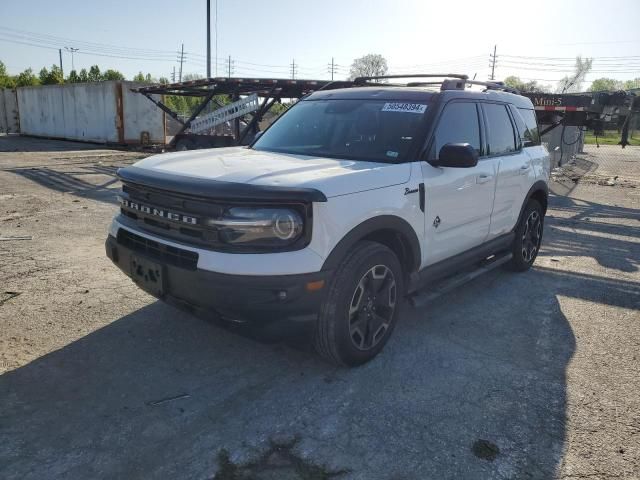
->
[{"left": 106, "top": 76, "right": 550, "bottom": 366}]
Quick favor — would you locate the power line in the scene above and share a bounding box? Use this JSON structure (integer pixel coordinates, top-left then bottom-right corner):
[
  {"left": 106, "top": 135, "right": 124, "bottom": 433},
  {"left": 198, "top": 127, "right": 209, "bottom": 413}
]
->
[{"left": 0, "top": 25, "right": 178, "bottom": 58}]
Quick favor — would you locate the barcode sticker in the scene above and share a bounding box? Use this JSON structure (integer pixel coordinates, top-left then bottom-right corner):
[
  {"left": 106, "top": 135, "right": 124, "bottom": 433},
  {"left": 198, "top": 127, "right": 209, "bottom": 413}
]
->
[{"left": 381, "top": 103, "right": 427, "bottom": 114}]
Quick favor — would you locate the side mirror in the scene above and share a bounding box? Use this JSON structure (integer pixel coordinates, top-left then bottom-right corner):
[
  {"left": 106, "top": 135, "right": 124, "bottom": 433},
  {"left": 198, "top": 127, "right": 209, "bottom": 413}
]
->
[{"left": 434, "top": 143, "right": 479, "bottom": 168}]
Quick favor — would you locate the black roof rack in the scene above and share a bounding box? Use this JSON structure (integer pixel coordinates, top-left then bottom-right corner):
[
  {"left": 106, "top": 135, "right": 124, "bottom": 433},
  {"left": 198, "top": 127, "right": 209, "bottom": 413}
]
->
[{"left": 352, "top": 74, "right": 520, "bottom": 94}]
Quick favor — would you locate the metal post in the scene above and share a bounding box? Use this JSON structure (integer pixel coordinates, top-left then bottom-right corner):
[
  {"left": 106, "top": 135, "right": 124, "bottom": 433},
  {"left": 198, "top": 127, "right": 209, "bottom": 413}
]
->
[
  {"left": 330, "top": 57, "right": 334, "bottom": 80},
  {"left": 228, "top": 55, "right": 232, "bottom": 78},
  {"left": 59, "top": 49, "right": 63, "bottom": 78},
  {"left": 489, "top": 45, "right": 497, "bottom": 81},
  {"left": 290, "top": 59, "right": 297, "bottom": 79},
  {"left": 206, "top": 0, "right": 211, "bottom": 78},
  {"left": 179, "top": 43, "right": 184, "bottom": 82},
  {"left": 214, "top": 0, "right": 218, "bottom": 77}
]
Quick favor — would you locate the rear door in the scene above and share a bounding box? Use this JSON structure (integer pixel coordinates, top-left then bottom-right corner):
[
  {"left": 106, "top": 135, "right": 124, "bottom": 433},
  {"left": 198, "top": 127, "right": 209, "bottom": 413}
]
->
[
  {"left": 481, "top": 102, "right": 530, "bottom": 237},
  {"left": 421, "top": 101, "right": 498, "bottom": 266}
]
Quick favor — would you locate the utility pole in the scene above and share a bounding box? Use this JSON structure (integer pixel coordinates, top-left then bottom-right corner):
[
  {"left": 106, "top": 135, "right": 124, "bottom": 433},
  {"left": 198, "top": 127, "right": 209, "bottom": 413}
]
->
[
  {"left": 171, "top": 66, "right": 176, "bottom": 82},
  {"left": 489, "top": 45, "right": 497, "bottom": 81},
  {"left": 214, "top": 0, "right": 218, "bottom": 77},
  {"left": 227, "top": 55, "right": 234, "bottom": 78},
  {"left": 178, "top": 43, "right": 185, "bottom": 82},
  {"left": 65, "top": 46, "right": 79, "bottom": 72},
  {"left": 327, "top": 57, "right": 337, "bottom": 81},
  {"left": 58, "top": 49, "right": 64, "bottom": 78},
  {"left": 206, "top": 0, "right": 211, "bottom": 78},
  {"left": 290, "top": 59, "right": 297, "bottom": 79}
]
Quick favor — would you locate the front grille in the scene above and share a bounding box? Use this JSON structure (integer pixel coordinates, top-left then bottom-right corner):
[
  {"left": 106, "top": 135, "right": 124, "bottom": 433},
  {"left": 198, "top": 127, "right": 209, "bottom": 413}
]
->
[
  {"left": 117, "top": 228, "right": 199, "bottom": 270},
  {"left": 120, "top": 182, "right": 226, "bottom": 248},
  {"left": 118, "top": 181, "right": 311, "bottom": 253}
]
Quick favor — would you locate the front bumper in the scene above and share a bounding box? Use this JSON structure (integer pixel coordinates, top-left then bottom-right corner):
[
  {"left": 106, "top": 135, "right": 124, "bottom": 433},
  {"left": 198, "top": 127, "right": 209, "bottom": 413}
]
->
[{"left": 105, "top": 234, "right": 329, "bottom": 324}]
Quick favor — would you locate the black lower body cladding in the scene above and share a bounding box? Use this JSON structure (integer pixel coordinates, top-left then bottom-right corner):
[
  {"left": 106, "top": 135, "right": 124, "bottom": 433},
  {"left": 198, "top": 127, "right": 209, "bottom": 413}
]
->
[{"left": 105, "top": 234, "right": 329, "bottom": 324}]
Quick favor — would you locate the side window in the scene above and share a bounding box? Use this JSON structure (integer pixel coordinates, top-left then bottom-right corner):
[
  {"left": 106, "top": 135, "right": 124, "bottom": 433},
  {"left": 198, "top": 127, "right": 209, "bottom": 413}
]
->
[
  {"left": 518, "top": 108, "right": 541, "bottom": 146},
  {"left": 431, "top": 102, "right": 481, "bottom": 159},
  {"left": 484, "top": 103, "right": 517, "bottom": 155}
]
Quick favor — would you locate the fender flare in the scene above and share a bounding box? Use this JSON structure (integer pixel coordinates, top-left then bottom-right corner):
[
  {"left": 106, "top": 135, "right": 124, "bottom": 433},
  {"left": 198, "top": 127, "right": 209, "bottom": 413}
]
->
[
  {"left": 321, "top": 215, "right": 422, "bottom": 273},
  {"left": 515, "top": 180, "right": 549, "bottom": 228}
]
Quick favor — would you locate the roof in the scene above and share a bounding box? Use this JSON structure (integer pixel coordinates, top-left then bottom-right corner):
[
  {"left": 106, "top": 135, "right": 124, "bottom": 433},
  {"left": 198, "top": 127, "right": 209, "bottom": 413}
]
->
[
  {"left": 306, "top": 86, "right": 436, "bottom": 101},
  {"left": 306, "top": 85, "right": 534, "bottom": 109}
]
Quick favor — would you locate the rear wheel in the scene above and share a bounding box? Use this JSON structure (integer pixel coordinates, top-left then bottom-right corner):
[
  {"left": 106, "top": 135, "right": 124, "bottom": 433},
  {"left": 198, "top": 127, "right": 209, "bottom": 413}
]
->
[
  {"left": 507, "top": 199, "right": 544, "bottom": 272},
  {"left": 314, "top": 241, "right": 404, "bottom": 366}
]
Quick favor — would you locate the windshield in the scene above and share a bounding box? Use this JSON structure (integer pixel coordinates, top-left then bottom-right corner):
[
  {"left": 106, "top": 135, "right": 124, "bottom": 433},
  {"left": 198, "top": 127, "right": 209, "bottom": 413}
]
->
[{"left": 252, "top": 99, "right": 429, "bottom": 163}]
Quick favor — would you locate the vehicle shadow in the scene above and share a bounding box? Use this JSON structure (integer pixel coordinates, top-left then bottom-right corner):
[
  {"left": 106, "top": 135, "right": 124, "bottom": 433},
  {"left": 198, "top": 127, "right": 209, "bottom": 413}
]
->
[
  {"left": 6, "top": 164, "right": 126, "bottom": 204},
  {"left": 4, "top": 260, "right": 637, "bottom": 479},
  {"left": 542, "top": 194, "right": 640, "bottom": 272},
  {"left": 0, "top": 135, "right": 113, "bottom": 153}
]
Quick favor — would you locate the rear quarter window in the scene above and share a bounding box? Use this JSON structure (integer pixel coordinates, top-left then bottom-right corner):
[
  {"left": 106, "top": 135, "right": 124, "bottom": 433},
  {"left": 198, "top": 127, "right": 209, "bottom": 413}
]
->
[{"left": 516, "top": 107, "right": 541, "bottom": 146}]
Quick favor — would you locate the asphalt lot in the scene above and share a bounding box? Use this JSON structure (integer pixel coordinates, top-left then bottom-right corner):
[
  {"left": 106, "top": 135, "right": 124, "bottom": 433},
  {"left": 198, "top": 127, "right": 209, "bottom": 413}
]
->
[{"left": 1, "top": 135, "right": 638, "bottom": 479}]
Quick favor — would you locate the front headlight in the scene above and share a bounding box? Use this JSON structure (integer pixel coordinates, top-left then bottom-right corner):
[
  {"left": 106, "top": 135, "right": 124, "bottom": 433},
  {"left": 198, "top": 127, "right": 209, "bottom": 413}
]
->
[{"left": 207, "top": 207, "right": 304, "bottom": 248}]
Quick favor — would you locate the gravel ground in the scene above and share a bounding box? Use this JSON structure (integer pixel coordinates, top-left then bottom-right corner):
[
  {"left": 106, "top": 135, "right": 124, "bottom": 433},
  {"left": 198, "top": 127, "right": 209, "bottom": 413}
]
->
[{"left": 1, "top": 136, "right": 638, "bottom": 479}]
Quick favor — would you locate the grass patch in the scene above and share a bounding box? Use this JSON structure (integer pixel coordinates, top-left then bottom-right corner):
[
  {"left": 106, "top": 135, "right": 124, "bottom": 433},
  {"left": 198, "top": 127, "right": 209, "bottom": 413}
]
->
[{"left": 584, "top": 130, "right": 640, "bottom": 146}]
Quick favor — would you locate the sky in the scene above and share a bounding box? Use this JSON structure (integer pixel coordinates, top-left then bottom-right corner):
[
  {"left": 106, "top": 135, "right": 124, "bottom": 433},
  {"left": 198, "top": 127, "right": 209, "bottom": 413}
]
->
[{"left": 1, "top": 0, "right": 639, "bottom": 89}]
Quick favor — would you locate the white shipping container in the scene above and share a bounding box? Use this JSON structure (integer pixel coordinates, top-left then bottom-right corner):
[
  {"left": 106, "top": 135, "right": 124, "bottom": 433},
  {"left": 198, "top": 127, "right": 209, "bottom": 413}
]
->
[{"left": 16, "top": 81, "right": 164, "bottom": 144}]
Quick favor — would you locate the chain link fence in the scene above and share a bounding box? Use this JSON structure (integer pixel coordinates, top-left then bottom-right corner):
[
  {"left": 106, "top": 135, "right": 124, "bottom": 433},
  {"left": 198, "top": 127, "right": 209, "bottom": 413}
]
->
[{"left": 541, "top": 125, "right": 584, "bottom": 168}]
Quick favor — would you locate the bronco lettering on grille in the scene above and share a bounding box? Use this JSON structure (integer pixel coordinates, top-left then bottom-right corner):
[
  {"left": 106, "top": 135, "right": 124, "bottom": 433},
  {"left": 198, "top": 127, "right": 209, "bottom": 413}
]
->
[{"left": 120, "top": 198, "right": 198, "bottom": 225}]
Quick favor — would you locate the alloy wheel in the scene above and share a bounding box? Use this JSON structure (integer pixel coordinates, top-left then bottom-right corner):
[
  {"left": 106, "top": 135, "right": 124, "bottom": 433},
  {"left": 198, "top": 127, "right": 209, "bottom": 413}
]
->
[
  {"left": 348, "top": 265, "right": 397, "bottom": 351},
  {"left": 521, "top": 210, "right": 542, "bottom": 263}
]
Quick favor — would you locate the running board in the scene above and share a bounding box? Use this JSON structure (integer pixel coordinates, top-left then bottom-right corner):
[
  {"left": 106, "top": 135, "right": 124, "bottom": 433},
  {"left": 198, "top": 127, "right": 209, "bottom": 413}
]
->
[{"left": 409, "top": 252, "right": 513, "bottom": 308}]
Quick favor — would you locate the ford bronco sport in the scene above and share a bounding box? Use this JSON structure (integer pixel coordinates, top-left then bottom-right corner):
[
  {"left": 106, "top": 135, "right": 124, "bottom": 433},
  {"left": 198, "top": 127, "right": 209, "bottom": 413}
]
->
[{"left": 106, "top": 74, "right": 549, "bottom": 366}]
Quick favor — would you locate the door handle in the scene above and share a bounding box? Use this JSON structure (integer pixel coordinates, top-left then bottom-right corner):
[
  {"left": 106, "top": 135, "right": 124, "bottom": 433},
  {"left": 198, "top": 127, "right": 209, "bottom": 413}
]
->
[
  {"left": 519, "top": 165, "right": 531, "bottom": 175},
  {"left": 476, "top": 174, "right": 493, "bottom": 184}
]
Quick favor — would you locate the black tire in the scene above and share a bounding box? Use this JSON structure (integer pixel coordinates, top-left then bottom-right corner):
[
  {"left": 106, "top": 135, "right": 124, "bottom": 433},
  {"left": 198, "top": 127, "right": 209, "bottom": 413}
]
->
[
  {"left": 507, "top": 199, "right": 544, "bottom": 272},
  {"left": 314, "top": 241, "right": 404, "bottom": 366}
]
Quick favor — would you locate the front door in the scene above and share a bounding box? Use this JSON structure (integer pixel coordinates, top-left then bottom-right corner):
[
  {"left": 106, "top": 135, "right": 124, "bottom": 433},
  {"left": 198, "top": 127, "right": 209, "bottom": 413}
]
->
[{"left": 420, "top": 101, "right": 498, "bottom": 266}]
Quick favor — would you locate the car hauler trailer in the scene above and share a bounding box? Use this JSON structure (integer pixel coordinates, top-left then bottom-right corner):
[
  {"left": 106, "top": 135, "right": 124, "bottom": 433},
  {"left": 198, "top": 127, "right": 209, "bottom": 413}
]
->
[
  {"left": 133, "top": 75, "right": 639, "bottom": 151},
  {"left": 522, "top": 90, "right": 640, "bottom": 147},
  {"left": 132, "top": 77, "right": 350, "bottom": 150}
]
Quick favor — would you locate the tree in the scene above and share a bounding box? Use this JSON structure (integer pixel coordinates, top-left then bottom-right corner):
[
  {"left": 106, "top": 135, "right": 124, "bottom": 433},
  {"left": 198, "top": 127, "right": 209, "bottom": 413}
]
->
[
  {"left": 102, "top": 69, "right": 125, "bottom": 81},
  {"left": 77, "top": 68, "right": 89, "bottom": 82},
  {"left": 158, "top": 77, "right": 169, "bottom": 85},
  {"left": 349, "top": 54, "right": 388, "bottom": 81},
  {"left": 67, "top": 69, "right": 81, "bottom": 83},
  {"left": 504, "top": 76, "right": 549, "bottom": 93},
  {"left": 133, "top": 72, "right": 146, "bottom": 82},
  {"left": 588, "top": 78, "right": 622, "bottom": 92},
  {"left": 556, "top": 56, "right": 592, "bottom": 93},
  {"left": 87, "top": 65, "right": 102, "bottom": 82},
  {"left": 623, "top": 78, "right": 640, "bottom": 90},
  {"left": 15, "top": 68, "right": 39, "bottom": 87},
  {"left": 0, "top": 61, "right": 16, "bottom": 88},
  {"left": 39, "top": 65, "right": 64, "bottom": 85}
]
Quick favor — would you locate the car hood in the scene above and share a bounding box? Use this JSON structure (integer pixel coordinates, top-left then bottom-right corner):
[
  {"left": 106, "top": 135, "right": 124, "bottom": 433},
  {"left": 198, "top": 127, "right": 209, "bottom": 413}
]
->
[{"left": 132, "top": 147, "right": 411, "bottom": 198}]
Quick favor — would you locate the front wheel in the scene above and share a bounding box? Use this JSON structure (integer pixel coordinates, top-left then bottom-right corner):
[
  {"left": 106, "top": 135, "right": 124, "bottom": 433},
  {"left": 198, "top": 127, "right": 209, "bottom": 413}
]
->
[
  {"left": 314, "top": 241, "right": 404, "bottom": 366},
  {"left": 507, "top": 199, "right": 544, "bottom": 272}
]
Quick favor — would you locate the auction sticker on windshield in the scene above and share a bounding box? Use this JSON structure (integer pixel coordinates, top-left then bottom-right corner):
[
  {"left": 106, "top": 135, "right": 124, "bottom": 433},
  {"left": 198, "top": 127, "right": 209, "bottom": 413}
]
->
[{"left": 381, "top": 103, "right": 427, "bottom": 114}]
